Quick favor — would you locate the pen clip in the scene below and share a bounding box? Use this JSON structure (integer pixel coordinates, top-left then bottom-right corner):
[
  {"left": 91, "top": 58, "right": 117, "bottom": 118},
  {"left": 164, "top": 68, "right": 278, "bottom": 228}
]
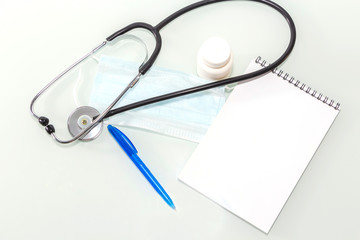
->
[{"left": 108, "top": 125, "right": 138, "bottom": 155}]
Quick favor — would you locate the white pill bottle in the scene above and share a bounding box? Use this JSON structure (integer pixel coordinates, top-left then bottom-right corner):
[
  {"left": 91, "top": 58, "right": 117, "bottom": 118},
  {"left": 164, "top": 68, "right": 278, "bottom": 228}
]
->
[{"left": 197, "top": 37, "right": 233, "bottom": 80}]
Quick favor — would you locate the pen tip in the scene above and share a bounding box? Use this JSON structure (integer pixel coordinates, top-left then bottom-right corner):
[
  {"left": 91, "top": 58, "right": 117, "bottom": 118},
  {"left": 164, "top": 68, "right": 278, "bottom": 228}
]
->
[{"left": 170, "top": 203, "right": 176, "bottom": 210}]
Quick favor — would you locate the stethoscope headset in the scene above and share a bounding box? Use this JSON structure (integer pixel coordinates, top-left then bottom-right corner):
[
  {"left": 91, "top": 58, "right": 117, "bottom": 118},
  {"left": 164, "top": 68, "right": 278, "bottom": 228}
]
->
[{"left": 30, "top": 0, "right": 296, "bottom": 144}]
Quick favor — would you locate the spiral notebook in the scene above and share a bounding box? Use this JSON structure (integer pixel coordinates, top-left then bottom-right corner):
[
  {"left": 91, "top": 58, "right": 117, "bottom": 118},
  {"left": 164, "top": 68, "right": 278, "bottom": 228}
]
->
[{"left": 178, "top": 57, "right": 340, "bottom": 233}]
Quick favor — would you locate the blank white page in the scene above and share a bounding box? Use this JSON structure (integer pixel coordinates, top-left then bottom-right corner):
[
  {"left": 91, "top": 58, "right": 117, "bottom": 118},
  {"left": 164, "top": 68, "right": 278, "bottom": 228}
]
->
[{"left": 178, "top": 58, "right": 339, "bottom": 233}]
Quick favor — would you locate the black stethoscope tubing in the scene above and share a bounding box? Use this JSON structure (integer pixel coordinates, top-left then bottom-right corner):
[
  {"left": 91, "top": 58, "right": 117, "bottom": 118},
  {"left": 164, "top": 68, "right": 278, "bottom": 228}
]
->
[
  {"left": 30, "top": 0, "right": 296, "bottom": 143},
  {"left": 102, "top": 0, "right": 296, "bottom": 120}
]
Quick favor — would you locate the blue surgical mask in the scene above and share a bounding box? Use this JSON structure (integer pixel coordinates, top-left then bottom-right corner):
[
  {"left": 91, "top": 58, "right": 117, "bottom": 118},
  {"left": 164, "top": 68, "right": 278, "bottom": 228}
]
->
[{"left": 88, "top": 55, "right": 226, "bottom": 142}]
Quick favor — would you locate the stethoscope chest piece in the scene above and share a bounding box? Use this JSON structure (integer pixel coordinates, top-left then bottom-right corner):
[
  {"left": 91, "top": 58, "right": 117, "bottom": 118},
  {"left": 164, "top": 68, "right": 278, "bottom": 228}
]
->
[{"left": 67, "top": 106, "right": 103, "bottom": 141}]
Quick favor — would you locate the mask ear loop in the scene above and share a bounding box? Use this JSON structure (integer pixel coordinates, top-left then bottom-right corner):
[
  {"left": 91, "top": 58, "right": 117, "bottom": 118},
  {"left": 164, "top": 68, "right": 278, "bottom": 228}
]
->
[{"left": 72, "top": 34, "right": 150, "bottom": 107}]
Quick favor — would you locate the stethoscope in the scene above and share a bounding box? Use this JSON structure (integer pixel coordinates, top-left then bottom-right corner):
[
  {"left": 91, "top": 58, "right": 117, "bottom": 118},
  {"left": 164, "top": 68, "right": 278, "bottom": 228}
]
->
[{"left": 30, "top": 0, "right": 296, "bottom": 144}]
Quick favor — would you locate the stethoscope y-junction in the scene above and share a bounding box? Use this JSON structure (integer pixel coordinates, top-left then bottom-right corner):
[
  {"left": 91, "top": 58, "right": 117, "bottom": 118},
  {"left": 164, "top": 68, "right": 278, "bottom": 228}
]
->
[{"left": 30, "top": 0, "right": 296, "bottom": 144}]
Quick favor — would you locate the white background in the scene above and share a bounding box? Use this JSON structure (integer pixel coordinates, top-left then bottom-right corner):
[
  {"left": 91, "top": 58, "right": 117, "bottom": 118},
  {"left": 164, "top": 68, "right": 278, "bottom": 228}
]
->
[{"left": 0, "top": 0, "right": 359, "bottom": 239}]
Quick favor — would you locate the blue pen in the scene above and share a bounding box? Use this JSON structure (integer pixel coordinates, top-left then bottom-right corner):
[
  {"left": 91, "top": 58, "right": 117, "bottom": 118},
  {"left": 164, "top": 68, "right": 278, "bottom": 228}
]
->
[{"left": 107, "top": 125, "right": 175, "bottom": 209}]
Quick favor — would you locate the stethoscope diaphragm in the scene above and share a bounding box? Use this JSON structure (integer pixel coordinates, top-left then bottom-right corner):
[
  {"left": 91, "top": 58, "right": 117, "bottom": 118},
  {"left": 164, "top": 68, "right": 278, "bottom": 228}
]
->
[{"left": 67, "top": 106, "right": 103, "bottom": 141}]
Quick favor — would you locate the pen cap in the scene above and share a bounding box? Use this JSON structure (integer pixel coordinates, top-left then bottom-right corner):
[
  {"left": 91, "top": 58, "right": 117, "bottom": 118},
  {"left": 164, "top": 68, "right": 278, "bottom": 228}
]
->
[{"left": 107, "top": 125, "right": 137, "bottom": 155}]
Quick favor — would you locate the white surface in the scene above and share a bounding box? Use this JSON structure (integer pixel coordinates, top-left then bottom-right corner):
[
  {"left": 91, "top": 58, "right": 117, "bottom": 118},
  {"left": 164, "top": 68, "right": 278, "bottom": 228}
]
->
[
  {"left": 1, "top": 0, "right": 360, "bottom": 239},
  {"left": 179, "top": 60, "right": 339, "bottom": 233}
]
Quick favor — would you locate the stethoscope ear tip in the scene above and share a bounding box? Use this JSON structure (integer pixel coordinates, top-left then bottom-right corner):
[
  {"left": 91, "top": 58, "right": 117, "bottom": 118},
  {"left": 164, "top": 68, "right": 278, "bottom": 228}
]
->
[{"left": 38, "top": 116, "right": 50, "bottom": 126}]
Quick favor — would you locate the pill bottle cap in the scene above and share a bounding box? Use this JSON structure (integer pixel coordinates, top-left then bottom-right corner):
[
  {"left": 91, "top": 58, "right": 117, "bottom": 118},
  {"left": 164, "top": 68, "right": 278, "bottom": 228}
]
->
[{"left": 197, "top": 37, "right": 233, "bottom": 80}]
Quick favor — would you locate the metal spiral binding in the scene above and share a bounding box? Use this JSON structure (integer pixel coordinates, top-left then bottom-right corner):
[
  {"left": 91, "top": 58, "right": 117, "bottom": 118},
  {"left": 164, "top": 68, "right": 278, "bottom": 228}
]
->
[{"left": 255, "top": 57, "right": 340, "bottom": 110}]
